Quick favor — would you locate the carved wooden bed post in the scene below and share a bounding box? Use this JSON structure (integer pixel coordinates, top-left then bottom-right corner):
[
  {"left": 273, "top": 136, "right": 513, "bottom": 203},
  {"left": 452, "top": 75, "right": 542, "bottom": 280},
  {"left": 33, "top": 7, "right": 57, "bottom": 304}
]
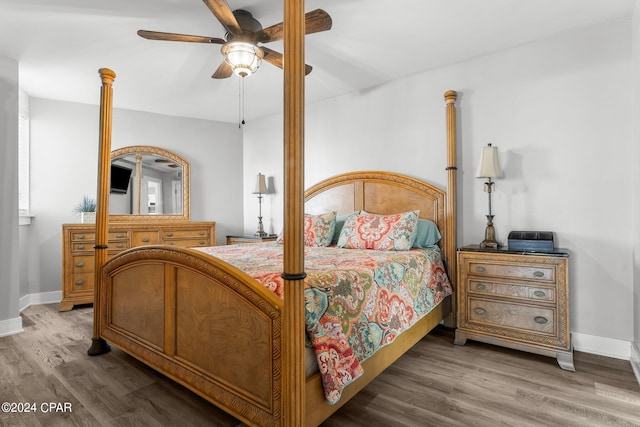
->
[
  {"left": 88, "top": 68, "right": 116, "bottom": 355},
  {"left": 282, "top": 0, "right": 306, "bottom": 424},
  {"left": 444, "top": 90, "right": 458, "bottom": 327}
]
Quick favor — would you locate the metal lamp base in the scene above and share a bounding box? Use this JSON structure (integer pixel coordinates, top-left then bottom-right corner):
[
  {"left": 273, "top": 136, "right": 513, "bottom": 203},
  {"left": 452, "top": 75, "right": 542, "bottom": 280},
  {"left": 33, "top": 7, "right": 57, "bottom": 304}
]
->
[
  {"left": 480, "top": 214, "right": 500, "bottom": 249},
  {"left": 255, "top": 216, "right": 266, "bottom": 237}
]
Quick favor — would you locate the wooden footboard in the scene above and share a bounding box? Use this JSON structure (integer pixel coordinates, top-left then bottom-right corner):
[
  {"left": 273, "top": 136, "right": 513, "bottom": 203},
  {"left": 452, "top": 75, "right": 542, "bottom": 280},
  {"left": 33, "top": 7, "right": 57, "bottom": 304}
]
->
[
  {"left": 99, "top": 245, "right": 284, "bottom": 426},
  {"left": 99, "top": 245, "right": 452, "bottom": 427}
]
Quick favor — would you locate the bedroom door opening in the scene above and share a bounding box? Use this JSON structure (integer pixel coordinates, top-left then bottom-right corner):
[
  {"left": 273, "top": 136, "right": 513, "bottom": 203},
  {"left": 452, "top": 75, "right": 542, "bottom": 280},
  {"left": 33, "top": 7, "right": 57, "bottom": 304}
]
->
[{"left": 143, "top": 177, "right": 163, "bottom": 214}]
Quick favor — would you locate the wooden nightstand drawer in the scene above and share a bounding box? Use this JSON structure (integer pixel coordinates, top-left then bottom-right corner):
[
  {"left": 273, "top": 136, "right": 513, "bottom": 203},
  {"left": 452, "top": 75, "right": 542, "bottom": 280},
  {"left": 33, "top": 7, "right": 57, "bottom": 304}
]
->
[
  {"left": 468, "top": 280, "right": 555, "bottom": 303},
  {"left": 110, "top": 231, "right": 128, "bottom": 240},
  {"left": 71, "top": 242, "right": 93, "bottom": 252},
  {"left": 71, "top": 231, "right": 95, "bottom": 242},
  {"left": 163, "top": 229, "right": 209, "bottom": 239},
  {"left": 72, "top": 255, "right": 95, "bottom": 273},
  {"left": 468, "top": 298, "right": 555, "bottom": 335},
  {"left": 132, "top": 231, "right": 160, "bottom": 246},
  {"left": 109, "top": 241, "right": 130, "bottom": 252},
  {"left": 467, "top": 260, "right": 555, "bottom": 283},
  {"left": 71, "top": 273, "right": 94, "bottom": 292},
  {"left": 164, "top": 238, "right": 210, "bottom": 247}
]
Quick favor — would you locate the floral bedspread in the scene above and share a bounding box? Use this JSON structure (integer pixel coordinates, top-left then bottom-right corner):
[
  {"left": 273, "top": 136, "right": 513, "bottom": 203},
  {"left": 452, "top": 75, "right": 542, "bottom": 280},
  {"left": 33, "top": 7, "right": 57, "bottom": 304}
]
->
[{"left": 195, "top": 242, "right": 452, "bottom": 404}]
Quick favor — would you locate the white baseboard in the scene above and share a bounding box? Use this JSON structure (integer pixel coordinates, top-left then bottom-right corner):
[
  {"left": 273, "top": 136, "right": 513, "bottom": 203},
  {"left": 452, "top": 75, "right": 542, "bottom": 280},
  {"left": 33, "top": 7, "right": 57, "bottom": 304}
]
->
[
  {"left": 631, "top": 342, "right": 640, "bottom": 387},
  {"left": 572, "top": 332, "right": 631, "bottom": 360},
  {"left": 0, "top": 316, "right": 23, "bottom": 338},
  {"left": 0, "top": 291, "right": 61, "bottom": 338},
  {"left": 19, "top": 291, "right": 62, "bottom": 312}
]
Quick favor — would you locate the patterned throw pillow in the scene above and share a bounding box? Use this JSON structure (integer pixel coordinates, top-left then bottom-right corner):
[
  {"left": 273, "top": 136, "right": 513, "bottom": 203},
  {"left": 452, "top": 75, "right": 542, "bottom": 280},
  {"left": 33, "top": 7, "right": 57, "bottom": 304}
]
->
[
  {"left": 337, "top": 210, "right": 420, "bottom": 251},
  {"left": 303, "top": 211, "right": 336, "bottom": 247},
  {"left": 331, "top": 211, "right": 360, "bottom": 245}
]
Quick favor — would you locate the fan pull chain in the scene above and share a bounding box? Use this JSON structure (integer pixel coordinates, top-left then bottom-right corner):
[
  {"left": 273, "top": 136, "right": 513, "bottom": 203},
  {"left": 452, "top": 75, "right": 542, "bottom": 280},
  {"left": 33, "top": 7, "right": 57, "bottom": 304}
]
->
[{"left": 238, "top": 77, "right": 246, "bottom": 128}]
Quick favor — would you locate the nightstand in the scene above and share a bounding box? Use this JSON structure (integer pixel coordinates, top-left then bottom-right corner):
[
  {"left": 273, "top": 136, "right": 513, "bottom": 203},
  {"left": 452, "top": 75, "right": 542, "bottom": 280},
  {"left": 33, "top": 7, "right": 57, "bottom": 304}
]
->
[
  {"left": 455, "top": 245, "right": 574, "bottom": 371},
  {"left": 226, "top": 234, "right": 278, "bottom": 245}
]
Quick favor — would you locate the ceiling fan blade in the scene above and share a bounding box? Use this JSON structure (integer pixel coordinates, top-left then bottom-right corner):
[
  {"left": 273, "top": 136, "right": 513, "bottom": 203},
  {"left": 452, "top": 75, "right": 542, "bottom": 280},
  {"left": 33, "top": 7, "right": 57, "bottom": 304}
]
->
[
  {"left": 202, "top": 0, "right": 243, "bottom": 36},
  {"left": 212, "top": 61, "right": 233, "bottom": 79},
  {"left": 258, "top": 9, "right": 332, "bottom": 43},
  {"left": 304, "top": 9, "right": 333, "bottom": 35},
  {"left": 261, "top": 47, "right": 282, "bottom": 69},
  {"left": 137, "top": 30, "right": 225, "bottom": 44},
  {"left": 261, "top": 47, "right": 313, "bottom": 75}
]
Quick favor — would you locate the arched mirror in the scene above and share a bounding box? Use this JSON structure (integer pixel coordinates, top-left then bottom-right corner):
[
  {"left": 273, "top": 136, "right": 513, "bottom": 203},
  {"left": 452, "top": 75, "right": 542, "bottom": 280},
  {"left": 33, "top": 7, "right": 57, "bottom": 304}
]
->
[{"left": 109, "top": 146, "right": 190, "bottom": 221}]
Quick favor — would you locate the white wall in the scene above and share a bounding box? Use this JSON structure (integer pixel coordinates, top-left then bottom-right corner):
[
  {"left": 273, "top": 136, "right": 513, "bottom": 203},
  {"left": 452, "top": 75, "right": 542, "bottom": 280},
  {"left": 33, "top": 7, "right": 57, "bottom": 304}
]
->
[
  {"left": 0, "top": 56, "right": 20, "bottom": 335},
  {"left": 21, "top": 98, "right": 243, "bottom": 299},
  {"left": 632, "top": 0, "right": 640, "bottom": 376},
  {"left": 243, "top": 19, "right": 634, "bottom": 353}
]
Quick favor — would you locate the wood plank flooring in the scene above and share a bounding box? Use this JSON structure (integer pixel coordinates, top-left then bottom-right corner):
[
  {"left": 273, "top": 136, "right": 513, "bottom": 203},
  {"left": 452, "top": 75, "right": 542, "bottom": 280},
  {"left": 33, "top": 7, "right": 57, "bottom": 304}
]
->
[{"left": 1, "top": 304, "right": 639, "bottom": 426}]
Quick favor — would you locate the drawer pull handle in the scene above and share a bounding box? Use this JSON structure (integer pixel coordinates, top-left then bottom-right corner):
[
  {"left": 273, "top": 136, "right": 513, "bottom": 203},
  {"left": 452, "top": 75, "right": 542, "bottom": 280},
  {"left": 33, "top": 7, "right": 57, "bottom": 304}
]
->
[
  {"left": 77, "top": 245, "right": 85, "bottom": 250},
  {"left": 474, "top": 308, "right": 486, "bottom": 315},
  {"left": 168, "top": 242, "right": 174, "bottom": 245},
  {"left": 199, "top": 231, "right": 205, "bottom": 236},
  {"left": 476, "top": 284, "right": 486, "bottom": 291},
  {"left": 75, "top": 262, "right": 85, "bottom": 267},
  {"left": 75, "top": 279, "right": 85, "bottom": 286},
  {"left": 77, "top": 234, "right": 85, "bottom": 239},
  {"left": 116, "top": 233, "right": 124, "bottom": 238},
  {"left": 533, "top": 271, "right": 545, "bottom": 278},
  {"left": 534, "top": 316, "right": 548, "bottom": 324},
  {"left": 534, "top": 290, "right": 546, "bottom": 298},
  {"left": 116, "top": 244, "right": 124, "bottom": 248},
  {"left": 199, "top": 241, "right": 205, "bottom": 245},
  {"left": 167, "top": 232, "right": 174, "bottom": 237},
  {"left": 141, "top": 238, "right": 150, "bottom": 243},
  {"left": 475, "top": 266, "right": 486, "bottom": 273}
]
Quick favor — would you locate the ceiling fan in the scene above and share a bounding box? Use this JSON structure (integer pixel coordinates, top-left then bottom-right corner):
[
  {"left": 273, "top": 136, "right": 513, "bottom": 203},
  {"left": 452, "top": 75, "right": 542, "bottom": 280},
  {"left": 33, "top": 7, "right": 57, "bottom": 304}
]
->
[{"left": 137, "top": 0, "right": 332, "bottom": 79}]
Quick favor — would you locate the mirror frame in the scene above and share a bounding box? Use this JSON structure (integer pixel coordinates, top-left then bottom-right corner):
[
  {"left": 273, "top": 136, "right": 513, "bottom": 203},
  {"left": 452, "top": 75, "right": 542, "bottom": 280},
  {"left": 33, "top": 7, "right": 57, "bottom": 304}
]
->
[{"left": 109, "top": 145, "right": 190, "bottom": 222}]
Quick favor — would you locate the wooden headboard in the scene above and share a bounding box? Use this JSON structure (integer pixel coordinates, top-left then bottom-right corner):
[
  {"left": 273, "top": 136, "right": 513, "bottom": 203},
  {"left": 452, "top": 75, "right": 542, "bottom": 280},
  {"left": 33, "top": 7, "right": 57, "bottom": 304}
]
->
[{"left": 305, "top": 171, "right": 445, "bottom": 228}]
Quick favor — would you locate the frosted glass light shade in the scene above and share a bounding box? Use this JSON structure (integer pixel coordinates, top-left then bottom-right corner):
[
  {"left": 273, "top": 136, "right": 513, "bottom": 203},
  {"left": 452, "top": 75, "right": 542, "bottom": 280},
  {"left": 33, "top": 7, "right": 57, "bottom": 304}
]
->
[{"left": 222, "top": 42, "right": 263, "bottom": 77}]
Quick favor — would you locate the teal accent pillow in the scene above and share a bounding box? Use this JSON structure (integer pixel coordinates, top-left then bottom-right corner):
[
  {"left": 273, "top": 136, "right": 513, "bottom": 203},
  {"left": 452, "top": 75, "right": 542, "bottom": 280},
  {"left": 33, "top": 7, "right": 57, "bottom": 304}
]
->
[{"left": 412, "top": 219, "right": 442, "bottom": 248}]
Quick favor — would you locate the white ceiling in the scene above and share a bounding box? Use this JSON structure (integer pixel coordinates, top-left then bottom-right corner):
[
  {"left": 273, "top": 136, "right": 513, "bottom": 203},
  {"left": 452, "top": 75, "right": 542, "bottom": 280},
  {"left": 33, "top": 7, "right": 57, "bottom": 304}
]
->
[{"left": 0, "top": 0, "right": 636, "bottom": 124}]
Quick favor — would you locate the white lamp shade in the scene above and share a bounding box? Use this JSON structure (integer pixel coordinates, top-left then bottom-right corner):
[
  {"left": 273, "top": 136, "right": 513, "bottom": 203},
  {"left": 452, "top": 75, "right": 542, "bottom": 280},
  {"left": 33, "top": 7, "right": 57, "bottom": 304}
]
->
[
  {"left": 475, "top": 144, "right": 504, "bottom": 178},
  {"left": 253, "top": 173, "right": 268, "bottom": 194}
]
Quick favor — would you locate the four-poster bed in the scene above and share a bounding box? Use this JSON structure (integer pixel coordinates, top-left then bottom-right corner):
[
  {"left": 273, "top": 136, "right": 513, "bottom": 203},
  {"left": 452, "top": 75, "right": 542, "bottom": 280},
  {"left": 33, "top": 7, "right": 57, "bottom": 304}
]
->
[{"left": 88, "top": 5, "right": 458, "bottom": 426}]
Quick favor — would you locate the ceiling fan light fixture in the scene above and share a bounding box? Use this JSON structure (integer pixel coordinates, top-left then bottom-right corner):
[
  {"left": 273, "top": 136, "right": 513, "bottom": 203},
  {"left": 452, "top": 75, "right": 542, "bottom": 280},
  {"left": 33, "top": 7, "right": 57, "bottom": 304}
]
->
[{"left": 222, "top": 42, "right": 264, "bottom": 77}]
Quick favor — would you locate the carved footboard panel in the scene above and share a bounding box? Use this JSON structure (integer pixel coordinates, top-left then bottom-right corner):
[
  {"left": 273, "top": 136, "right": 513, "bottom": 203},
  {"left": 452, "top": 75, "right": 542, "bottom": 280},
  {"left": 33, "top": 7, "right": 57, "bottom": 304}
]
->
[{"left": 99, "top": 245, "right": 284, "bottom": 426}]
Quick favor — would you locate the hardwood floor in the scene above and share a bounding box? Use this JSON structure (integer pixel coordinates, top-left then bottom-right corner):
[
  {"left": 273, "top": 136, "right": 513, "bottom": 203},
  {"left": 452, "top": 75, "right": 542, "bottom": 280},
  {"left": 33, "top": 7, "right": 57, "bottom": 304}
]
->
[{"left": 1, "top": 304, "right": 639, "bottom": 427}]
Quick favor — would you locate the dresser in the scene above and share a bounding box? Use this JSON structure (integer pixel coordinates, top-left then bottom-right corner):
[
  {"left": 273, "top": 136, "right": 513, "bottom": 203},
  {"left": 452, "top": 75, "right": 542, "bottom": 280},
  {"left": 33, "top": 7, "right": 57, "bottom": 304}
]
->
[
  {"left": 61, "top": 221, "right": 215, "bottom": 311},
  {"left": 455, "top": 246, "right": 573, "bottom": 371}
]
